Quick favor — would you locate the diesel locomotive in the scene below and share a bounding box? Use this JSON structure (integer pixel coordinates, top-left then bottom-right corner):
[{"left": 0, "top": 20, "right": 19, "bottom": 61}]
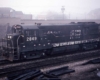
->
[{"left": 1, "top": 22, "right": 100, "bottom": 61}]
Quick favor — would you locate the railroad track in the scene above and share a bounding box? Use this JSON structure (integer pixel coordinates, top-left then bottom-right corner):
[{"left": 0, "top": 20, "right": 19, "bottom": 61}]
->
[
  {"left": 0, "top": 49, "right": 100, "bottom": 77},
  {"left": 0, "top": 60, "right": 10, "bottom": 65},
  {"left": 0, "top": 49, "right": 99, "bottom": 66},
  {"left": 0, "top": 50, "right": 99, "bottom": 67}
]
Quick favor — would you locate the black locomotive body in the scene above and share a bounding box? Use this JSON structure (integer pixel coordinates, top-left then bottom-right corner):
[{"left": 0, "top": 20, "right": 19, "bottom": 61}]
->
[{"left": 2, "top": 22, "right": 100, "bottom": 61}]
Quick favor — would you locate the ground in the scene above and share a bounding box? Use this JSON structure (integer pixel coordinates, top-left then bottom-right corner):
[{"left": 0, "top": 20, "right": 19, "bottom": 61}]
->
[
  {"left": 41, "top": 58, "right": 100, "bottom": 80},
  {"left": 0, "top": 57, "right": 99, "bottom": 80}
]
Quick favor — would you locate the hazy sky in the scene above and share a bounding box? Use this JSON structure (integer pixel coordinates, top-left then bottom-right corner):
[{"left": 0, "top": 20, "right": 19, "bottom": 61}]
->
[{"left": 0, "top": 0, "right": 100, "bottom": 15}]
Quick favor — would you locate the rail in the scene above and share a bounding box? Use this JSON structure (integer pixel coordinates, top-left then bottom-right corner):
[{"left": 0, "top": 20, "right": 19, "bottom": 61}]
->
[{"left": 0, "top": 49, "right": 100, "bottom": 76}]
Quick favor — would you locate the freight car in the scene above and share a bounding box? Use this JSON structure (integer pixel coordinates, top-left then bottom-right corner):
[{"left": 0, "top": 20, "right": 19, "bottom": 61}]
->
[{"left": 1, "top": 22, "right": 100, "bottom": 61}]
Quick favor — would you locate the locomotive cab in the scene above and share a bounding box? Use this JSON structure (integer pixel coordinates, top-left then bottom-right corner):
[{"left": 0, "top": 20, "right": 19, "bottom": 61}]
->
[{"left": 5, "top": 25, "right": 24, "bottom": 61}]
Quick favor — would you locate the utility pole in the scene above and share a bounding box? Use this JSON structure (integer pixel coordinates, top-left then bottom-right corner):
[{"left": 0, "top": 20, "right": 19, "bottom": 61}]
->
[{"left": 61, "top": 6, "right": 65, "bottom": 20}]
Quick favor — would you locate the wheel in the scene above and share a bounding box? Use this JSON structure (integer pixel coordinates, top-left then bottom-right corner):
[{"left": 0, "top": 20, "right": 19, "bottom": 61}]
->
[{"left": 20, "top": 52, "right": 26, "bottom": 60}]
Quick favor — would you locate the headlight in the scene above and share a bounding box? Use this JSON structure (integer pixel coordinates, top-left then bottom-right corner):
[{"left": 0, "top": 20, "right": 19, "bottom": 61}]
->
[
  {"left": 8, "top": 36, "right": 12, "bottom": 39},
  {"left": 9, "top": 36, "right": 12, "bottom": 38}
]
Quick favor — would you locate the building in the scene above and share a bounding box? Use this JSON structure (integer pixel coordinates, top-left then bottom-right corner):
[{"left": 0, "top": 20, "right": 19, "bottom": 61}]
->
[
  {"left": 0, "top": 7, "right": 14, "bottom": 17},
  {"left": 0, "top": 7, "right": 32, "bottom": 20}
]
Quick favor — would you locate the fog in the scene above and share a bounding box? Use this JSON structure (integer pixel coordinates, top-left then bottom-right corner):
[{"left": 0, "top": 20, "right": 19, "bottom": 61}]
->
[{"left": 0, "top": 0, "right": 100, "bottom": 19}]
